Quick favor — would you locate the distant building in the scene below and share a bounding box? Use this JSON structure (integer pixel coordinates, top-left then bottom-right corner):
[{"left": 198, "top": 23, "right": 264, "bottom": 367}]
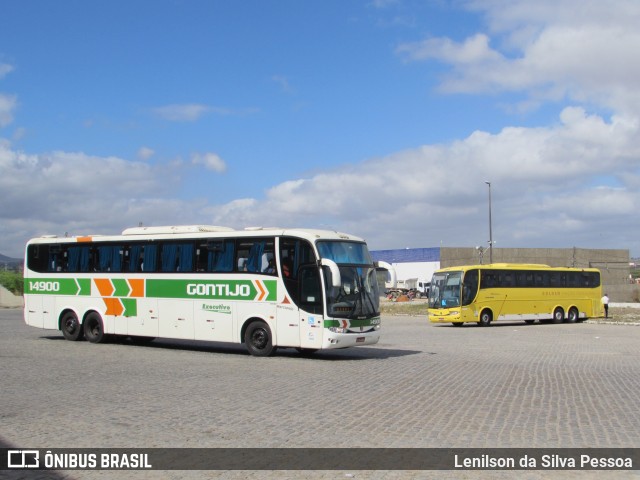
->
[{"left": 371, "top": 248, "right": 440, "bottom": 293}]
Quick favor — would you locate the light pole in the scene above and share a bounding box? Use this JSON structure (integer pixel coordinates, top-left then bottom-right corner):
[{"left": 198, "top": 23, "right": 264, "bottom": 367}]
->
[{"left": 485, "top": 181, "right": 493, "bottom": 264}]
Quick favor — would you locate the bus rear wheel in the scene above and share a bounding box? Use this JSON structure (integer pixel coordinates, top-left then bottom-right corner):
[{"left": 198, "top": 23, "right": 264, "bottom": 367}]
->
[
  {"left": 244, "top": 321, "right": 277, "bottom": 357},
  {"left": 61, "top": 311, "right": 83, "bottom": 341},
  {"left": 552, "top": 307, "right": 565, "bottom": 324},
  {"left": 479, "top": 310, "right": 492, "bottom": 327},
  {"left": 567, "top": 307, "right": 579, "bottom": 323},
  {"left": 84, "top": 312, "right": 106, "bottom": 343}
]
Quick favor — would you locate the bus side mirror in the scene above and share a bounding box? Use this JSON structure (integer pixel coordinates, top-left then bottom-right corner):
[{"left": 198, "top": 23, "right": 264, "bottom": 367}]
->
[
  {"left": 320, "top": 258, "right": 341, "bottom": 288},
  {"left": 375, "top": 260, "right": 397, "bottom": 287}
]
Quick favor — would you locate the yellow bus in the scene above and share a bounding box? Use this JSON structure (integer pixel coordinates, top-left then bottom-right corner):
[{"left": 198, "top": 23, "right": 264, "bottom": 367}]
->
[{"left": 427, "top": 263, "right": 604, "bottom": 327}]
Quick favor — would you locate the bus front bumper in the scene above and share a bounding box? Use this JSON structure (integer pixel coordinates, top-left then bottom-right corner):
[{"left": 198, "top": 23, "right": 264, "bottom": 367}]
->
[
  {"left": 322, "top": 329, "right": 380, "bottom": 349},
  {"left": 428, "top": 310, "right": 461, "bottom": 323}
]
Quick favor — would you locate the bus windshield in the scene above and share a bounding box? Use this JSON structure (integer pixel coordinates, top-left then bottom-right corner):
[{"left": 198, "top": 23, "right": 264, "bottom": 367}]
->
[
  {"left": 317, "top": 241, "right": 380, "bottom": 319},
  {"left": 428, "top": 270, "right": 463, "bottom": 308}
]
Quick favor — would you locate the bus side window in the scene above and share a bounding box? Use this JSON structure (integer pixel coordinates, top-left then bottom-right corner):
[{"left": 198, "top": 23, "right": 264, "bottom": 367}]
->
[
  {"left": 235, "top": 238, "right": 275, "bottom": 274},
  {"left": 161, "top": 243, "right": 194, "bottom": 272},
  {"left": 462, "top": 269, "right": 478, "bottom": 306},
  {"left": 27, "top": 244, "right": 48, "bottom": 273},
  {"left": 126, "top": 244, "right": 143, "bottom": 272},
  {"left": 49, "top": 246, "right": 66, "bottom": 272}
]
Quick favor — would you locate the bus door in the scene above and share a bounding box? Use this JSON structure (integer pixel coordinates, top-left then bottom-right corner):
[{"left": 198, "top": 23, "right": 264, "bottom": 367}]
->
[
  {"left": 275, "top": 265, "right": 323, "bottom": 349},
  {"left": 276, "top": 238, "right": 322, "bottom": 349},
  {"left": 297, "top": 264, "right": 324, "bottom": 349}
]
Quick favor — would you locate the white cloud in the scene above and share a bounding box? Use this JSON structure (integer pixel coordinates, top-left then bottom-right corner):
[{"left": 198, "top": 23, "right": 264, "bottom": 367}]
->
[
  {"left": 152, "top": 103, "right": 259, "bottom": 122},
  {"left": 272, "top": 75, "right": 294, "bottom": 94},
  {"left": 397, "top": 0, "right": 640, "bottom": 112},
  {"left": 0, "top": 141, "right": 207, "bottom": 256},
  {"left": 152, "top": 103, "right": 210, "bottom": 122},
  {"left": 137, "top": 146, "right": 155, "bottom": 160},
  {"left": 203, "top": 106, "right": 640, "bottom": 252},
  {"left": 0, "top": 94, "right": 17, "bottom": 127},
  {"left": 3, "top": 103, "right": 640, "bottom": 257},
  {"left": 191, "top": 152, "right": 227, "bottom": 173},
  {"left": 0, "top": 63, "right": 13, "bottom": 79}
]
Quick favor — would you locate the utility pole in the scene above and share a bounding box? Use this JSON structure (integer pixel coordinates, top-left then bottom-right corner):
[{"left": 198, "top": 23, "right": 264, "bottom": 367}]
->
[{"left": 485, "top": 181, "right": 493, "bottom": 264}]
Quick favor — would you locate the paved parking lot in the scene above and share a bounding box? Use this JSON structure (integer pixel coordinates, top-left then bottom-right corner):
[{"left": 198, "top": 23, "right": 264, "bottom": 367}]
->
[{"left": 1, "top": 308, "right": 639, "bottom": 479}]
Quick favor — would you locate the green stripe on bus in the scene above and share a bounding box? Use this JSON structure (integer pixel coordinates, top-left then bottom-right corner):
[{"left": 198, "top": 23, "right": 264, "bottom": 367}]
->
[
  {"left": 145, "top": 279, "right": 277, "bottom": 301},
  {"left": 121, "top": 298, "right": 137, "bottom": 317},
  {"left": 24, "top": 278, "right": 91, "bottom": 296},
  {"left": 112, "top": 279, "right": 131, "bottom": 297}
]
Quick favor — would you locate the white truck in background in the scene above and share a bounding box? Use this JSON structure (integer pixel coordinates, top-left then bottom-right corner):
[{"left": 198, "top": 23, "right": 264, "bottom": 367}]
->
[{"left": 386, "top": 277, "right": 431, "bottom": 299}]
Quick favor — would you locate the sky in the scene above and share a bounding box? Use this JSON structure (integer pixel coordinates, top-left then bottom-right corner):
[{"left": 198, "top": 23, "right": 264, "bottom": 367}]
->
[{"left": 1, "top": 0, "right": 640, "bottom": 259}]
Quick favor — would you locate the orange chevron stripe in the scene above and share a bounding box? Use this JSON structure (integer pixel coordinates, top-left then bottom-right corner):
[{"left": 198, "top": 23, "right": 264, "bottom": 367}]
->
[
  {"left": 256, "top": 280, "right": 266, "bottom": 301},
  {"left": 94, "top": 278, "right": 114, "bottom": 297},
  {"left": 103, "top": 298, "right": 124, "bottom": 316},
  {"left": 76, "top": 236, "right": 93, "bottom": 243},
  {"left": 128, "top": 279, "right": 144, "bottom": 297}
]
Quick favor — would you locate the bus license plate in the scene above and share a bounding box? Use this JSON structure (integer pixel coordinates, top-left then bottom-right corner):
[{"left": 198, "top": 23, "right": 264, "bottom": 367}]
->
[{"left": 356, "top": 337, "right": 365, "bottom": 343}]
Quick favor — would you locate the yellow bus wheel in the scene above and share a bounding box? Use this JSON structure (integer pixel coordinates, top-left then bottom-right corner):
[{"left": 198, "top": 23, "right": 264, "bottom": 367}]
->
[
  {"left": 479, "top": 310, "right": 492, "bottom": 327},
  {"left": 567, "top": 307, "right": 579, "bottom": 323},
  {"left": 552, "top": 308, "right": 565, "bottom": 324}
]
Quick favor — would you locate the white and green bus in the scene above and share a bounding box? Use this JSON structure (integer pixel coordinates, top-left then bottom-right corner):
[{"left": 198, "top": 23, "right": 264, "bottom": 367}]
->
[{"left": 24, "top": 225, "right": 394, "bottom": 356}]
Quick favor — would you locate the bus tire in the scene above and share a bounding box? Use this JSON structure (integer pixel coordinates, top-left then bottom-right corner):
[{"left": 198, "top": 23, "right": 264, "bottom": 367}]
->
[
  {"left": 567, "top": 307, "right": 579, "bottom": 323},
  {"left": 479, "top": 310, "right": 492, "bottom": 327},
  {"left": 244, "top": 321, "right": 276, "bottom": 357},
  {"left": 61, "top": 311, "right": 83, "bottom": 341},
  {"left": 552, "top": 307, "right": 564, "bottom": 324},
  {"left": 84, "top": 312, "right": 106, "bottom": 343}
]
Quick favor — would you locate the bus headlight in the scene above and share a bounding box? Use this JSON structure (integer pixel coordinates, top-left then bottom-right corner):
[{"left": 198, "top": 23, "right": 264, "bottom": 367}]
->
[{"left": 329, "top": 327, "right": 347, "bottom": 334}]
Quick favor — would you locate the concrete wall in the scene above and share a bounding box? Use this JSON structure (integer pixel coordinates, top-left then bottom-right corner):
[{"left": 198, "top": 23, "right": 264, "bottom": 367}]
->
[
  {"left": 440, "top": 247, "right": 635, "bottom": 302},
  {"left": 0, "top": 285, "right": 23, "bottom": 308}
]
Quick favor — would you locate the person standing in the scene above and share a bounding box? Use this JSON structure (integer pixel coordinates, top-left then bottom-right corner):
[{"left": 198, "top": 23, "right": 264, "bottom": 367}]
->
[{"left": 601, "top": 293, "right": 610, "bottom": 318}]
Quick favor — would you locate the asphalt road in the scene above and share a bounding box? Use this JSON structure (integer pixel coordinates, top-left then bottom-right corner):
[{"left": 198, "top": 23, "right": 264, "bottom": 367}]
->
[{"left": 1, "top": 308, "right": 639, "bottom": 480}]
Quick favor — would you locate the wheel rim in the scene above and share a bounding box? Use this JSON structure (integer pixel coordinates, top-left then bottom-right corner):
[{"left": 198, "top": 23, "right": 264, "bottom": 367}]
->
[
  {"left": 63, "top": 317, "right": 78, "bottom": 335},
  {"left": 250, "top": 328, "right": 268, "bottom": 349},
  {"left": 87, "top": 318, "right": 100, "bottom": 338}
]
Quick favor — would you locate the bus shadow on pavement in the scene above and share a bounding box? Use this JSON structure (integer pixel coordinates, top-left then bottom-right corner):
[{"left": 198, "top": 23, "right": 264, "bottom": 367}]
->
[
  {"left": 40, "top": 334, "right": 422, "bottom": 360},
  {"left": 431, "top": 321, "right": 586, "bottom": 328}
]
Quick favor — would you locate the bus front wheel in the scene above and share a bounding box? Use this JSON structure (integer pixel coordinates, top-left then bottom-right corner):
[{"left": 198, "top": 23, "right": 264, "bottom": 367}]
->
[
  {"left": 479, "top": 310, "right": 492, "bottom": 327},
  {"left": 84, "top": 312, "right": 106, "bottom": 343},
  {"left": 244, "top": 321, "right": 277, "bottom": 357},
  {"left": 61, "top": 311, "right": 83, "bottom": 341}
]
